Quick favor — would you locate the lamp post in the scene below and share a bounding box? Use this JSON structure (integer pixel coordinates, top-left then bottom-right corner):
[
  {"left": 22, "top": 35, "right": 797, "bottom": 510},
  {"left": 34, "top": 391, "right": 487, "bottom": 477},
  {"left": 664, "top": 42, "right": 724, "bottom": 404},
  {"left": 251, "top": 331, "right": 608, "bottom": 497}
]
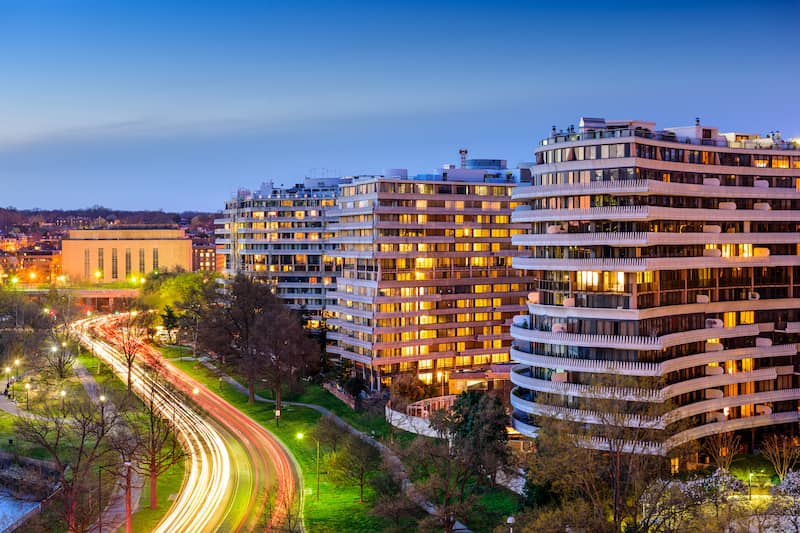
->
[
  {"left": 24, "top": 383, "right": 30, "bottom": 410},
  {"left": 297, "top": 432, "right": 320, "bottom": 502},
  {"left": 60, "top": 389, "right": 66, "bottom": 412},
  {"left": 748, "top": 470, "right": 753, "bottom": 500},
  {"left": 507, "top": 516, "right": 515, "bottom": 533},
  {"left": 14, "top": 358, "right": 20, "bottom": 380},
  {"left": 4, "top": 366, "right": 10, "bottom": 389},
  {"left": 124, "top": 461, "right": 133, "bottom": 533}
]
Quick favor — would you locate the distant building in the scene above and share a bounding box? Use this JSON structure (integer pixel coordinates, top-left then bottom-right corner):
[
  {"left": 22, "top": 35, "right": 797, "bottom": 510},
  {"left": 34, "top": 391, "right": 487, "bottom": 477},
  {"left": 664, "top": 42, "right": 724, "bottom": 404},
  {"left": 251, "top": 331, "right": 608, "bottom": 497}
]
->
[
  {"left": 216, "top": 178, "right": 343, "bottom": 328},
  {"left": 61, "top": 226, "right": 192, "bottom": 283},
  {"left": 327, "top": 158, "right": 531, "bottom": 392},
  {"left": 511, "top": 117, "right": 800, "bottom": 457},
  {"left": 192, "top": 244, "right": 218, "bottom": 272}
]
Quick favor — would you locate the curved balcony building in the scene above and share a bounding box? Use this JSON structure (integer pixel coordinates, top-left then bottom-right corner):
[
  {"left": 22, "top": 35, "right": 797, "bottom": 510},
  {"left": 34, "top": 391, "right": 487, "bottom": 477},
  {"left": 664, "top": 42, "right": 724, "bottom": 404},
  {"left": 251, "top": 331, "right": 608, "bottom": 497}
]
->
[{"left": 510, "top": 117, "right": 800, "bottom": 456}]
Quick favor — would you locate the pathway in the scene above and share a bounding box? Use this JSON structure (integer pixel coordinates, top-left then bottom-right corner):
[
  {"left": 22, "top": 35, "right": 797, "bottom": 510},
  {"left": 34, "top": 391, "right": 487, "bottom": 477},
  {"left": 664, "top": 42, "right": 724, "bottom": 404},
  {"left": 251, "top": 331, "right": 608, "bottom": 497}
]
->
[
  {"left": 72, "top": 359, "right": 145, "bottom": 533},
  {"left": 193, "top": 356, "right": 474, "bottom": 533}
]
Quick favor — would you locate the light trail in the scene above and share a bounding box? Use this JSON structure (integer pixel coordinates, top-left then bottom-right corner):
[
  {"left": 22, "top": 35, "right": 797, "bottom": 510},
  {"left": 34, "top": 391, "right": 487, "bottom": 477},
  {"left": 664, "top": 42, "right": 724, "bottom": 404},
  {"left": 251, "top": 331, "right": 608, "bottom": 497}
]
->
[
  {"left": 75, "top": 317, "right": 233, "bottom": 533},
  {"left": 74, "top": 315, "right": 301, "bottom": 532}
]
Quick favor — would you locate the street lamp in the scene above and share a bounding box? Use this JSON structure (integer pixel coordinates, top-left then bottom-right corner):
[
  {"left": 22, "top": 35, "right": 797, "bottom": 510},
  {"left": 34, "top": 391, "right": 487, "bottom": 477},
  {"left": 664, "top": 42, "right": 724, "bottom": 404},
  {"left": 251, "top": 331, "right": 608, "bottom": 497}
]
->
[
  {"left": 296, "top": 432, "right": 320, "bottom": 502},
  {"left": 14, "top": 359, "right": 20, "bottom": 379},
  {"left": 60, "top": 389, "right": 66, "bottom": 412},
  {"left": 24, "top": 383, "right": 30, "bottom": 410},
  {"left": 748, "top": 470, "right": 753, "bottom": 500},
  {"left": 4, "top": 367, "right": 10, "bottom": 389},
  {"left": 507, "top": 516, "right": 515, "bottom": 533},
  {"left": 124, "top": 461, "right": 133, "bottom": 533}
]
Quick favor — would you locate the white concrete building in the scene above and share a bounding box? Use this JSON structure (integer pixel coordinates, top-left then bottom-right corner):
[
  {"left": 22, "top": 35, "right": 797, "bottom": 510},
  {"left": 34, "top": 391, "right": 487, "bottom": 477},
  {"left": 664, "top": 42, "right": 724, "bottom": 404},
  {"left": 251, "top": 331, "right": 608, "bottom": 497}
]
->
[{"left": 510, "top": 117, "right": 800, "bottom": 457}]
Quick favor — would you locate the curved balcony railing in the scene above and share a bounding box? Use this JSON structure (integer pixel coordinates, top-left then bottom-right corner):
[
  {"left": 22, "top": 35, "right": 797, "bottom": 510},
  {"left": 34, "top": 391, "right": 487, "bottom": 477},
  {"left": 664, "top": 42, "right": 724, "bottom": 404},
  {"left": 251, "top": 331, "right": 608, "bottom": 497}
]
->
[
  {"left": 510, "top": 325, "right": 662, "bottom": 350},
  {"left": 511, "top": 205, "right": 800, "bottom": 224},
  {"left": 512, "top": 231, "right": 800, "bottom": 247},
  {"left": 511, "top": 364, "right": 779, "bottom": 403},
  {"left": 510, "top": 391, "right": 664, "bottom": 430},
  {"left": 663, "top": 388, "right": 800, "bottom": 425},
  {"left": 665, "top": 411, "right": 800, "bottom": 450},
  {"left": 512, "top": 179, "right": 800, "bottom": 202},
  {"left": 509, "top": 346, "right": 661, "bottom": 377},
  {"left": 404, "top": 395, "right": 458, "bottom": 418}
]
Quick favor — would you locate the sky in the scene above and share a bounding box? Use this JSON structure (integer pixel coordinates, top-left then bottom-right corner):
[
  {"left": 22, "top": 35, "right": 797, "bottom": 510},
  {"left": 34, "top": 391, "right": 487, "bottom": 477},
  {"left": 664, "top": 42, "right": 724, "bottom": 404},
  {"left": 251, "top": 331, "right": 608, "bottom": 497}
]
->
[{"left": 0, "top": 0, "right": 798, "bottom": 211}]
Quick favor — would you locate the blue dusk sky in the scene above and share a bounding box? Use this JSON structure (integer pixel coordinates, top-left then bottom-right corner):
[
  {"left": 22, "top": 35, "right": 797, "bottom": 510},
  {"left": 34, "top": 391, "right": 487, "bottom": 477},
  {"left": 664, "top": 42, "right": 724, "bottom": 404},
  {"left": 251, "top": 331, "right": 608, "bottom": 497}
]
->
[{"left": 0, "top": 0, "right": 798, "bottom": 211}]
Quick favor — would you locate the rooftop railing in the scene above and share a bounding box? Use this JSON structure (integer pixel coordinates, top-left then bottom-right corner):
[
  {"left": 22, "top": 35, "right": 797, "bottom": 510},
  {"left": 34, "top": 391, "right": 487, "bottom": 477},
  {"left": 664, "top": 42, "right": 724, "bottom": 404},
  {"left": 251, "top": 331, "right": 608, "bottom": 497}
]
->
[{"left": 540, "top": 128, "right": 799, "bottom": 151}]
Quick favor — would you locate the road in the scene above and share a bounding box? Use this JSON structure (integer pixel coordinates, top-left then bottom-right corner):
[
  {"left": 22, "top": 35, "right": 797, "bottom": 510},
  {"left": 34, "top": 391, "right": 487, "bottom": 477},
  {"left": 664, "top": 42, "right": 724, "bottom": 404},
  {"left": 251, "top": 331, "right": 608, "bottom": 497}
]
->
[{"left": 74, "top": 315, "right": 301, "bottom": 533}]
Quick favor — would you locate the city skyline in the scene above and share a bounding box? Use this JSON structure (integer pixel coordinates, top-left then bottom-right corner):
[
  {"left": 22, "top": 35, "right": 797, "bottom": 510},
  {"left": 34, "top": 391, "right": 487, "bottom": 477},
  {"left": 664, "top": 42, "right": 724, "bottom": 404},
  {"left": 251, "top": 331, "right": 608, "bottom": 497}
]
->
[{"left": 1, "top": 0, "right": 798, "bottom": 211}]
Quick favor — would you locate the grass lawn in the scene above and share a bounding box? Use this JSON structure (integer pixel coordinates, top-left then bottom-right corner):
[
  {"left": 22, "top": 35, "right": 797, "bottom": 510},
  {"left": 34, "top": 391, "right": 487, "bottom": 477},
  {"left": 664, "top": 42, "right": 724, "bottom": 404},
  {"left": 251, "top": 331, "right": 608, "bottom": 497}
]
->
[
  {"left": 730, "top": 453, "right": 778, "bottom": 494},
  {"left": 168, "top": 355, "right": 388, "bottom": 533},
  {"left": 117, "top": 459, "right": 187, "bottom": 533},
  {"left": 466, "top": 486, "right": 524, "bottom": 532}
]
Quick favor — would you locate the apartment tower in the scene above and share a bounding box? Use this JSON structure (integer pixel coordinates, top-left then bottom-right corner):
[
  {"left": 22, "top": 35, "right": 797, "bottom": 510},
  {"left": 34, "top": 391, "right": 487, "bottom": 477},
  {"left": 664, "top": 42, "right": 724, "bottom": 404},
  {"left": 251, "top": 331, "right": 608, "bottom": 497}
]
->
[
  {"left": 328, "top": 160, "right": 531, "bottom": 392},
  {"left": 216, "top": 178, "right": 342, "bottom": 328},
  {"left": 510, "top": 117, "right": 800, "bottom": 455}
]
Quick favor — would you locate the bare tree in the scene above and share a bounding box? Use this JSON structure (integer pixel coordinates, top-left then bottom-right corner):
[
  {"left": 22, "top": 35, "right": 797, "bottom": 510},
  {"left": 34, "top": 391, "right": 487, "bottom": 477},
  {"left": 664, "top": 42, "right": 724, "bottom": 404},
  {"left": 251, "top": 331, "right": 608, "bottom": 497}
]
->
[
  {"left": 117, "top": 310, "right": 148, "bottom": 393},
  {"left": 325, "top": 434, "right": 381, "bottom": 503},
  {"left": 15, "top": 394, "right": 126, "bottom": 533},
  {"left": 131, "top": 365, "right": 186, "bottom": 509},
  {"left": 702, "top": 432, "right": 741, "bottom": 471},
  {"left": 762, "top": 433, "right": 800, "bottom": 481},
  {"left": 311, "top": 414, "right": 344, "bottom": 456}
]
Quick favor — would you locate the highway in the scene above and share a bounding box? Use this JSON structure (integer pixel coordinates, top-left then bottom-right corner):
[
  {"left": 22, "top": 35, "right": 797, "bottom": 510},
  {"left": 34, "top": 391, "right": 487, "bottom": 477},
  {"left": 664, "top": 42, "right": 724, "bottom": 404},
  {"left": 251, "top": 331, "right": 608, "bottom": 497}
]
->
[{"left": 74, "top": 315, "right": 301, "bottom": 532}]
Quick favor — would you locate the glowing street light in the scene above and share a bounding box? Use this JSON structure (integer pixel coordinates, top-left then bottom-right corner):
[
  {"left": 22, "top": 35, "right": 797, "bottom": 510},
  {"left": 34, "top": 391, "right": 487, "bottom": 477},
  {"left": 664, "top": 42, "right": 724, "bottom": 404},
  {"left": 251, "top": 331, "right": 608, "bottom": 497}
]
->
[
  {"left": 296, "top": 432, "right": 321, "bottom": 501},
  {"left": 60, "top": 389, "right": 66, "bottom": 412},
  {"left": 4, "top": 367, "right": 10, "bottom": 388},
  {"left": 14, "top": 359, "right": 20, "bottom": 379}
]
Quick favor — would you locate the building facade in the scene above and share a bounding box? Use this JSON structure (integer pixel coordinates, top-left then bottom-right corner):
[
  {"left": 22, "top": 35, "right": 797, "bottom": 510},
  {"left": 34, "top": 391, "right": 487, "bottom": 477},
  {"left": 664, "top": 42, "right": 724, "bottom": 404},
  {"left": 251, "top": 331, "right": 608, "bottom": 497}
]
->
[
  {"left": 61, "top": 227, "right": 192, "bottom": 283},
  {"left": 510, "top": 117, "right": 800, "bottom": 455},
  {"left": 327, "top": 163, "right": 531, "bottom": 392},
  {"left": 216, "top": 178, "right": 342, "bottom": 328}
]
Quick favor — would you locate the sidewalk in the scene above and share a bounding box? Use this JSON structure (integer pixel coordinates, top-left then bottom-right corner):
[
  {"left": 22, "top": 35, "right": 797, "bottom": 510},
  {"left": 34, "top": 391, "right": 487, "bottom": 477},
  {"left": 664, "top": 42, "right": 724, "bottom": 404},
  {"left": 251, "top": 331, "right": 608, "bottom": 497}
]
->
[
  {"left": 73, "top": 359, "right": 145, "bottom": 533},
  {"left": 194, "top": 356, "right": 474, "bottom": 533}
]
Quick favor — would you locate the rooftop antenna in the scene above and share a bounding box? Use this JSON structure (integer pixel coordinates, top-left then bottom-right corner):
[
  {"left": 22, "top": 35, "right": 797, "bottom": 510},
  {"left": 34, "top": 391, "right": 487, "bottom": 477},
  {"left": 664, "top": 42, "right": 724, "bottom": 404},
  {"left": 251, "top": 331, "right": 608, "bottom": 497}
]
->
[
  {"left": 695, "top": 117, "right": 700, "bottom": 126},
  {"left": 459, "top": 148, "right": 468, "bottom": 169}
]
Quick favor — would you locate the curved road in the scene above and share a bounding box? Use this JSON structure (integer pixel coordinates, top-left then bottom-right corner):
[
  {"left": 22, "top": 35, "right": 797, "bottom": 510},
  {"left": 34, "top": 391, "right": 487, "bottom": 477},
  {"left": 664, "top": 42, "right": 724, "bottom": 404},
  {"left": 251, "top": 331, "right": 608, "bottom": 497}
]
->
[{"left": 74, "top": 315, "right": 300, "bottom": 533}]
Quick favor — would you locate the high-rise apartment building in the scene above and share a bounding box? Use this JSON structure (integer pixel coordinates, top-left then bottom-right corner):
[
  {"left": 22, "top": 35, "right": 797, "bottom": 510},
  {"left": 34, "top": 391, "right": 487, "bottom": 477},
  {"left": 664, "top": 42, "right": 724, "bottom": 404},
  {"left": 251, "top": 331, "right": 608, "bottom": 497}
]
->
[
  {"left": 327, "top": 162, "right": 531, "bottom": 392},
  {"left": 216, "top": 178, "right": 342, "bottom": 328},
  {"left": 510, "top": 117, "right": 800, "bottom": 455}
]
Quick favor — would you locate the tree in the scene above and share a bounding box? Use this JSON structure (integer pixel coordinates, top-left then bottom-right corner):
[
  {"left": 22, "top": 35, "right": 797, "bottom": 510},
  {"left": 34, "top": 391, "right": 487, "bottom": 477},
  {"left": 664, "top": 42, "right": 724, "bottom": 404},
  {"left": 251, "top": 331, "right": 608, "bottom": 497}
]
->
[
  {"left": 43, "top": 330, "right": 77, "bottom": 380},
  {"left": 311, "top": 414, "right": 344, "bottom": 456},
  {"left": 326, "top": 434, "right": 381, "bottom": 503},
  {"left": 369, "top": 463, "right": 419, "bottom": 532},
  {"left": 15, "top": 393, "right": 126, "bottom": 532},
  {"left": 389, "top": 373, "right": 429, "bottom": 411},
  {"left": 702, "top": 432, "right": 741, "bottom": 471},
  {"left": 762, "top": 433, "right": 800, "bottom": 481},
  {"left": 131, "top": 366, "right": 186, "bottom": 509},
  {"left": 199, "top": 275, "right": 318, "bottom": 406},
  {"left": 118, "top": 310, "right": 148, "bottom": 393},
  {"left": 771, "top": 470, "right": 800, "bottom": 533},
  {"left": 160, "top": 305, "right": 179, "bottom": 343}
]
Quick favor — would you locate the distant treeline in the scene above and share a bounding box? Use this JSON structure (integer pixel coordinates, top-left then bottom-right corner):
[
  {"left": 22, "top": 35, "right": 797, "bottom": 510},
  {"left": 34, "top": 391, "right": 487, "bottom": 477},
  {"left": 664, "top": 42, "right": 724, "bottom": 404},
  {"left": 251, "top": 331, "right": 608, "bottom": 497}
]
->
[{"left": 0, "top": 206, "right": 216, "bottom": 233}]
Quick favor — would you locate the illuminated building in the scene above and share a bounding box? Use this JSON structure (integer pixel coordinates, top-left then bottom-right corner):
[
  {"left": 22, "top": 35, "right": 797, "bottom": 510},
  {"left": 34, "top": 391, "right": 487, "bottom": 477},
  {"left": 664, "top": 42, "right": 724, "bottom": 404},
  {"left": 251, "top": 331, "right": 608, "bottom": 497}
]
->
[
  {"left": 328, "top": 160, "right": 531, "bottom": 392},
  {"left": 61, "top": 227, "right": 192, "bottom": 283},
  {"left": 510, "top": 117, "right": 800, "bottom": 455},
  {"left": 192, "top": 244, "right": 218, "bottom": 272},
  {"left": 216, "top": 178, "right": 342, "bottom": 328}
]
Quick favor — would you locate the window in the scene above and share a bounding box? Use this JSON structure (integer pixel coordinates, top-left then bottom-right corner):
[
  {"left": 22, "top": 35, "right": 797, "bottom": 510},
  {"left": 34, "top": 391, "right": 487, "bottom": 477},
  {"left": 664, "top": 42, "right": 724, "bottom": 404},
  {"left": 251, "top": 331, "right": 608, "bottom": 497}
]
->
[
  {"left": 84, "top": 249, "right": 90, "bottom": 279},
  {"left": 152, "top": 248, "right": 159, "bottom": 271},
  {"left": 125, "top": 248, "right": 132, "bottom": 277},
  {"left": 139, "top": 248, "right": 145, "bottom": 272},
  {"left": 98, "top": 248, "right": 104, "bottom": 272},
  {"left": 111, "top": 248, "right": 118, "bottom": 279}
]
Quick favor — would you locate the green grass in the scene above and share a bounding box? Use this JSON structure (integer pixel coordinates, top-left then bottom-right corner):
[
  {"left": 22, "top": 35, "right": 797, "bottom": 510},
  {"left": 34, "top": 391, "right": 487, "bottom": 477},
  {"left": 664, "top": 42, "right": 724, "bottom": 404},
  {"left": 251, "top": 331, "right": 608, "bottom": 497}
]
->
[
  {"left": 118, "top": 459, "right": 187, "bottom": 533},
  {"left": 168, "top": 356, "right": 388, "bottom": 533},
  {"left": 730, "top": 453, "right": 778, "bottom": 494},
  {"left": 466, "top": 486, "right": 524, "bottom": 533}
]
